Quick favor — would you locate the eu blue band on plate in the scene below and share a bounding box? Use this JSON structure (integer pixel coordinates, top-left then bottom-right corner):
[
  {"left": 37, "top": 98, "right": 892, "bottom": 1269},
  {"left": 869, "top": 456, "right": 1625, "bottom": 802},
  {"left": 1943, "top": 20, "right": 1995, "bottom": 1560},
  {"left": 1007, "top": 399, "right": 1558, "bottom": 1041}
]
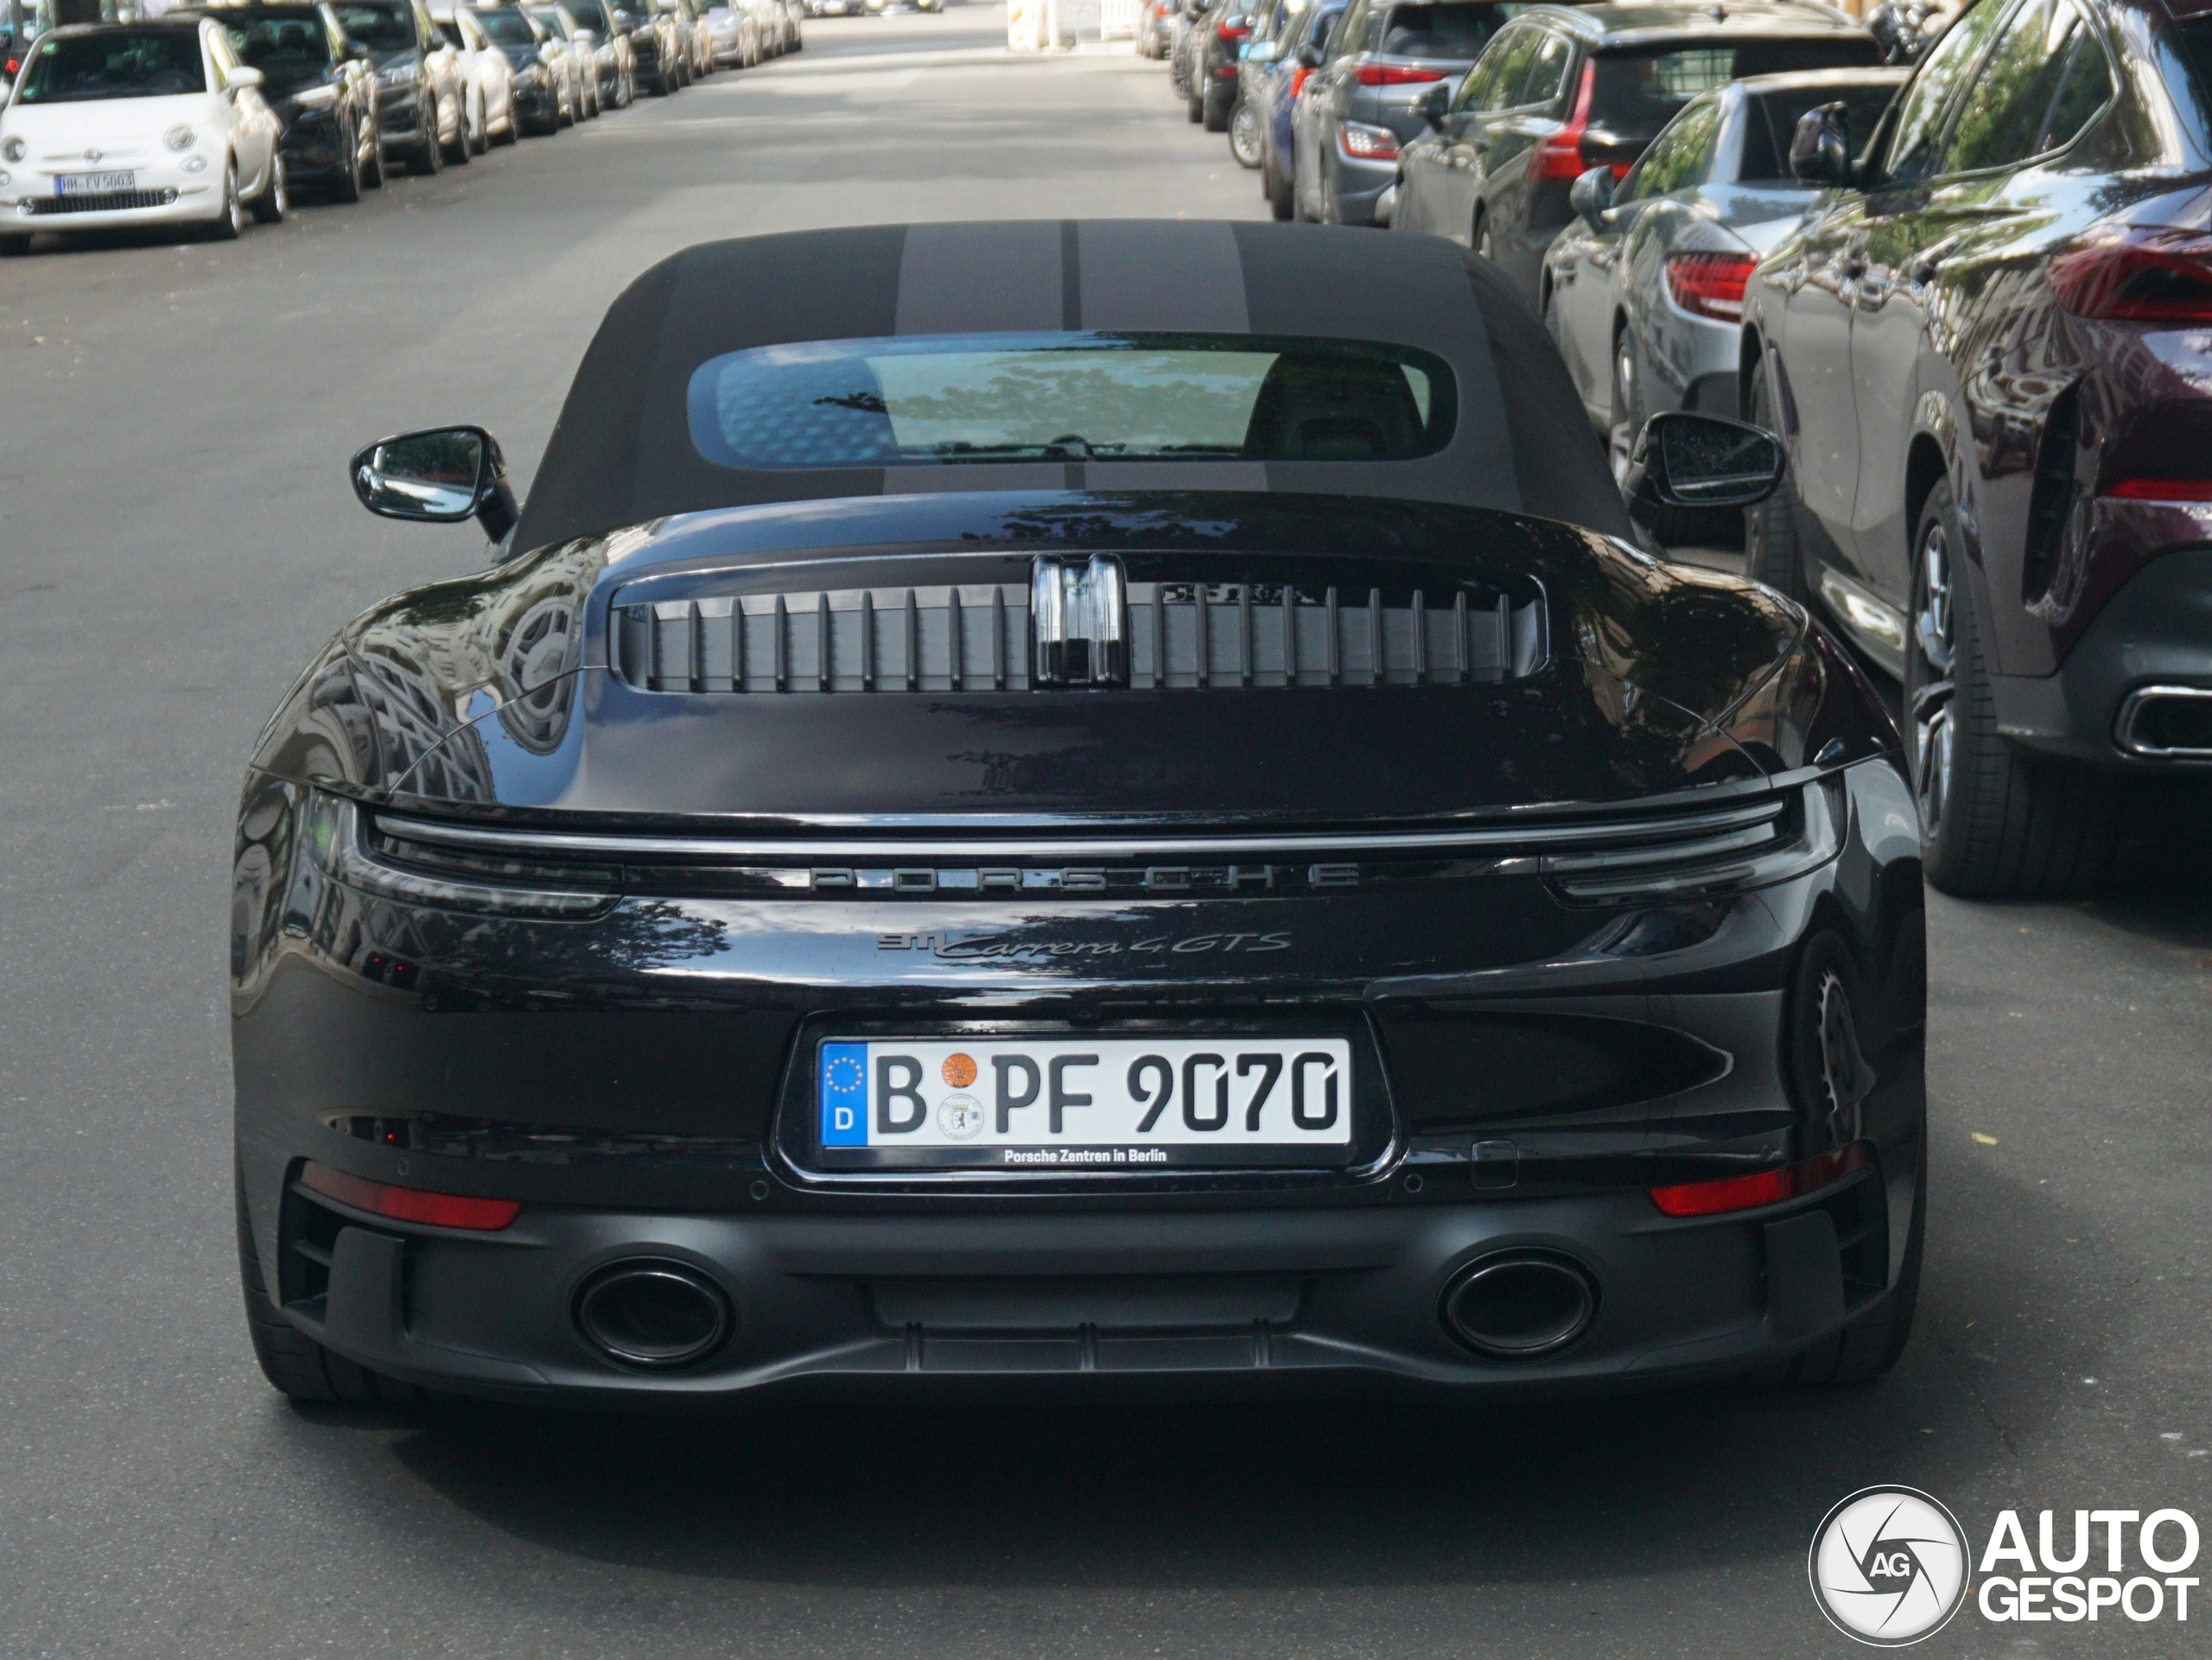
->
[{"left": 819, "top": 1042, "right": 869, "bottom": 1146}]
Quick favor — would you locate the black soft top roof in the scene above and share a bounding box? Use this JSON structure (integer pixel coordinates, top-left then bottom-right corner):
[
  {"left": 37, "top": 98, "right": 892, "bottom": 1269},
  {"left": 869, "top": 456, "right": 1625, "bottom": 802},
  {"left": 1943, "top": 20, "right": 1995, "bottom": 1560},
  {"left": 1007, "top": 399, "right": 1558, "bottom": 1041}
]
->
[{"left": 513, "top": 220, "right": 1632, "bottom": 553}]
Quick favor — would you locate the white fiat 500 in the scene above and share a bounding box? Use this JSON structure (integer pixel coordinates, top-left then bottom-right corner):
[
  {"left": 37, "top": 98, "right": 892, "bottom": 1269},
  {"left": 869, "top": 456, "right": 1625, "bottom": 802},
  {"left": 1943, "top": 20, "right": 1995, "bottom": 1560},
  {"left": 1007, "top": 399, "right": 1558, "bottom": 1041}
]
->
[{"left": 0, "top": 17, "right": 286, "bottom": 254}]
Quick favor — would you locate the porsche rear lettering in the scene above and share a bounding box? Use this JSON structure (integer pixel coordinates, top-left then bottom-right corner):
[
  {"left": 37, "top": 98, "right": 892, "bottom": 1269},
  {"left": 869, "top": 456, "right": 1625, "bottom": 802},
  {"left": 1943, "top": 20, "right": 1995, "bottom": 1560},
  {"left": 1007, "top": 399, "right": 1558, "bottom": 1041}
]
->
[{"left": 874, "top": 931, "right": 1293, "bottom": 957}]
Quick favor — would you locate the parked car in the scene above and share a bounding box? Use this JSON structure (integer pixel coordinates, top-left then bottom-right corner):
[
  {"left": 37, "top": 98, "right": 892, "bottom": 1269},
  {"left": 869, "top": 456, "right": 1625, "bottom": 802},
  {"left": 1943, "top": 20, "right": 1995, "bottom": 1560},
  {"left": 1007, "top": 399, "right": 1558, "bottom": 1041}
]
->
[
  {"left": 336, "top": 0, "right": 468, "bottom": 169},
  {"left": 1290, "top": 0, "right": 1514, "bottom": 226},
  {"left": 186, "top": 1, "right": 384, "bottom": 201},
  {"left": 660, "top": 0, "right": 715, "bottom": 81},
  {"left": 1259, "top": 0, "right": 1344, "bottom": 215},
  {"left": 434, "top": 6, "right": 516, "bottom": 149},
  {"left": 235, "top": 222, "right": 1924, "bottom": 1409},
  {"left": 1170, "top": 0, "right": 1210, "bottom": 112},
  {"left": 549, "top": 0, "right": 635, "bottom": 107},
  {"left": 1191, "top": 0, "right": 1255, "bottom": 130},
  {"left": 1744, "top": 0, "right": 2212, "bottom": 894},
  {"left": 1137, "top": 0, "right": 1175, "bottom": 59},
  {"left": 576, "top": 0, "right": 673, "bottom": 95},
  {"left": 698, "top": 0, "right": 753, "bottom": 67},
  {"left": 1230, "top": 2, "right": 1287, "bottom": 166},
  {"left": 1389, "top": 3, "right": 1883, "bottom": 300},
  {"left": 472, "top": 3, "right": 575, "bottom": 131},
  {"left": 524, "top": 2, "right": 599, "bottom": 113},
  {"left": 0, "top": 16, "right": 286, "bottom": 251},
  {"left": 1543, "top": 68, "right": 1906, "bottom": 480}
]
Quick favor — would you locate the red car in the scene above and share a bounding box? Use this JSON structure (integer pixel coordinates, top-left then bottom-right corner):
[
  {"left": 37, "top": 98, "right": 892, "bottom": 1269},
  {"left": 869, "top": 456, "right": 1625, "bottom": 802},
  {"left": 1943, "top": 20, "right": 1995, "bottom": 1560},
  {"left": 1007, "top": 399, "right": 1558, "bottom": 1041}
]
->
[{"left": 1744, "top": 0, "right": 2212, "bottom": 894}]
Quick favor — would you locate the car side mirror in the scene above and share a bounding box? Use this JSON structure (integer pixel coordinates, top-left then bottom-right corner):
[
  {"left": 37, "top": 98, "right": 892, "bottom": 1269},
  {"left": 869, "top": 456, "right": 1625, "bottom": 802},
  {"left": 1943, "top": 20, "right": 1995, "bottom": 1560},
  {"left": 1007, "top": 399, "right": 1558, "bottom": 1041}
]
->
[
  {"left": 227, "top": 64, "right": 265, "bottom": 90},
  {"left": 351, "top": 425, "right": 519, "bottom": 542},
  {"left": 1246, "top": 38, "right": 1278, "bottom": 62},
  {"left": 1789, "top": 101, "right": 1855, "bottom": 188},
  {"left": 1295, "top": 41, "right": 1320, "bottom": 68},
  {"left": 1414, "top": 80, "right": 1448, "bottom": 126},
  {"left": 1622, "top": 413, "right": 1784, "bottom": 540},
  {"left": 1569, "top": 164, "right": 1616, "bottom": 231},
  {"left": 346, "top": 39, "right": 372, "bottom": 59}
]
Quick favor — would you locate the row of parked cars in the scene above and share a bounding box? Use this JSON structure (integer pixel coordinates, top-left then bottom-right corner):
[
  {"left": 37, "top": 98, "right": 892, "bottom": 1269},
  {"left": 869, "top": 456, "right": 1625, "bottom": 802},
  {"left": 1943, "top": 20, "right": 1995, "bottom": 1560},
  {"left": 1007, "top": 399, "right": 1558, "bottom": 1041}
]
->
[
  {"left": 1155, "top": 0, "right": 2212, "bottom": 894},
  {"left": 0, "top": 0, "right": 801, "bottom": 251}
]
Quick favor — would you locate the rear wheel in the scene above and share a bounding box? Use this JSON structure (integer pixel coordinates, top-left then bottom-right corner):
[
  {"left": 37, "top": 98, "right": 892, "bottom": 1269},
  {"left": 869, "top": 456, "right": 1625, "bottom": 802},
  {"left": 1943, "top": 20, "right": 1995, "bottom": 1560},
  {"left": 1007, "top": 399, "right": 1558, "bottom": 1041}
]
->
[
  {"left": 1606, "top": 323, "right": 1641, "bottom": 488},
  {"left": 236, "top": 1163, "right": 427, "bottom": 1406},
  {"left": 414, "top": 104, "right": 445, "bottom": 173},
  {"left": 331, "top": 124, "right": 363, "bottom": 200},
  {"left": 251, "top": 155, "right": 288, "bottom": 223},
  {"left": 1907, "top": 480, "right": 2122, "bottom": 896},
  {"left": 1744, "top": 354, "right": 1805, "bottom": 599}
]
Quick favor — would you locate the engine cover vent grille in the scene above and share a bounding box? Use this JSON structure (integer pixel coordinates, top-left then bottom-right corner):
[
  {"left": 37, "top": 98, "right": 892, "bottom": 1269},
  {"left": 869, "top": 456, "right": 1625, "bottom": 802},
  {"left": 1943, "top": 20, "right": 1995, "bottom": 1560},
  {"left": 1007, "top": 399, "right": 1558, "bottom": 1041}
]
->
[{"left": 611, "top": 579, "right": 1543, "bottom": 693}]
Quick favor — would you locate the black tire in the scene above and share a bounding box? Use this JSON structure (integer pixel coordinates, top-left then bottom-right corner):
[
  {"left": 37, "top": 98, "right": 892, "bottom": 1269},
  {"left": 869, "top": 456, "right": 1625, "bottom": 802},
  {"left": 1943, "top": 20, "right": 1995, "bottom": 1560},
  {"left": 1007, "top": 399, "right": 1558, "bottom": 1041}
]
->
[
  {"left": 236, "top": 1161, "right": 424, "bottom": 1405},
  {"left": 207, "top": 161, "right": 245, "bottom": 239},
  {"left": 331, "top": 124, "right": 364, "bottom": 200},
  {"left": 1203, "top": 81, "right": 1233, "bottom": 133},
  {"left": 0, "top": 234, "right": 29, "bottom": 257},
  {"left": 1606, "top": 321, "right": 1641, "bottom": 488},
  {"left": 1794, "top": 1132, "right": 1924, "bottom": 1386},
  {"left": 414, "top": 105, "right": 445, "bottom": 173},
  {"left": 1744, "top": 353, "right": 1806, "bottom": 599},
  {"left": 1264, "top": 149, "right": 1293, "bottom": 220},
  {"left": 1471, "top": 209, "right": 1492, "bottom": 262},
  {"left": 251, "top": 155, "right": 289, "bottom": 223},
  {"left": 1906, "top": 479, "right": 2122, "bottom": 896},
  {"left": 363, "top": 129, "right": 386, "bottom": 188},
  {"left": 1187, "top": 86, "right": 1205, "bottom": 123}
]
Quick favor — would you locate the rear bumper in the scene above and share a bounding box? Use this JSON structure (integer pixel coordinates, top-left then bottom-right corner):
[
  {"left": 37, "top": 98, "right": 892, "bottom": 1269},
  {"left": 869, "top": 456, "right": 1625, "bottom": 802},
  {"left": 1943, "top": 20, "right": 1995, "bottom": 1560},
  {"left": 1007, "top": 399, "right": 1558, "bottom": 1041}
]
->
[
  {"left": 260, "top": 1159, "right": 1913, "bottom": 1404},
  {"left": 1993, "top": 544, "right": 2212, "bottom": 768}
]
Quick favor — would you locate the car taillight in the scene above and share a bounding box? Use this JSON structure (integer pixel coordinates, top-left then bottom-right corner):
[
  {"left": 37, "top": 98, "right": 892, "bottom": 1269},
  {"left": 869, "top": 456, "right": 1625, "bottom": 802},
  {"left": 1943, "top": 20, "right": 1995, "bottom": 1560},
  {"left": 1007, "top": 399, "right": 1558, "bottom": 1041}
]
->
[
  {"left": 1535, "top": 58, "right": 1598, "bottom": 181},
  {"left": 1352, "top": 63, "right": 1444, "bottom": 86},
  {"left": 301, "top": 1161, "right": 523, "bottom": 1231},
  {"left": 1649, "top": 1144, "right": 1866, "bottom": 1218},
  {"left": 1338, "top": 121, "right": 1399, "bottom": 161},
  {"left": 2103, "top": 478, "right": 2212, "bottom": 501},
  {"left": 2050, "top": 229, "right": 2212, "bottom": 324},
  {"left": 1666, "top": 251, "right": 1758, "bottom": 322}
]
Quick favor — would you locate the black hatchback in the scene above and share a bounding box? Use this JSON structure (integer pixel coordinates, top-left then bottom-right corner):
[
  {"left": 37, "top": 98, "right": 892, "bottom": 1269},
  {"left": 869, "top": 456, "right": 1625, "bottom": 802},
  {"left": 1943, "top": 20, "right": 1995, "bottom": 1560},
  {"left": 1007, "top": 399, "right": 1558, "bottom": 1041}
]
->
[
  {"left": 185, "top": 2, "right": 384, "bottom": 200},
  {"left": 1391, "top": 3, "right": 1883, "bottom": 302}
]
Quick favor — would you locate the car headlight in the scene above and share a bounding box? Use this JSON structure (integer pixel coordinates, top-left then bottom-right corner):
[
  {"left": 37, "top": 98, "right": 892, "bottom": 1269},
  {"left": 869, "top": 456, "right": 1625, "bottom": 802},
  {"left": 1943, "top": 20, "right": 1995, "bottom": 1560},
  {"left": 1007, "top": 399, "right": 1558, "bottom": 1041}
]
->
[
  {"left": 290, "top": 84, "right": 340, "bottom": 109},
  {"left": 1, "top": 137, "right": 24, "bottom": 163},
  {"left": 378, "top": 65, "right": 414, "bottom": 89}
]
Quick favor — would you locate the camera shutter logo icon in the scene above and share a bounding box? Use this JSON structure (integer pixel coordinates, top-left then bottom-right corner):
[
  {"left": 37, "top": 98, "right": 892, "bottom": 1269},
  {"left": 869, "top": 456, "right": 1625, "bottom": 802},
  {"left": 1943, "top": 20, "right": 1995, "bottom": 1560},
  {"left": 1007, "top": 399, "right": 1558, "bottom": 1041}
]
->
[{"left": 1808, "top": 1486, "right": 1971, "bottom": 1645}]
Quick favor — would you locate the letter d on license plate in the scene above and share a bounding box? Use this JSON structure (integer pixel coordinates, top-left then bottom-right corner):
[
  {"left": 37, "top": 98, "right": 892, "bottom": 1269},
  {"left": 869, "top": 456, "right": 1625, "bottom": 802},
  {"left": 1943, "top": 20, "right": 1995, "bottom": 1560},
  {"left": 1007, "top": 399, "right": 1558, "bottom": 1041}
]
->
[{"left": 816, "top": 1035, "right": 1354, "bottom": 1169}]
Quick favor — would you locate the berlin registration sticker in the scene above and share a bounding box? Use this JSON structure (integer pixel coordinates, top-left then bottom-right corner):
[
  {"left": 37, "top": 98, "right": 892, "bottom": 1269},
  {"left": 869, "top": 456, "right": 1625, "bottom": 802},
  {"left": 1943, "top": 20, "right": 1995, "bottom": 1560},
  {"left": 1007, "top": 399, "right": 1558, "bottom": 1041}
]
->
[{"left": 816, "top": 1036, "right": 1353, "bottom": 1168}]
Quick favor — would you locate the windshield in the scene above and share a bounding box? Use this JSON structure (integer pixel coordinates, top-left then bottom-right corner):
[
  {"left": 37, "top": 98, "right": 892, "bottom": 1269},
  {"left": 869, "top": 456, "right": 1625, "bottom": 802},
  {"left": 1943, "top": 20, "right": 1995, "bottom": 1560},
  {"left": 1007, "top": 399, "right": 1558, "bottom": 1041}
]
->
[
  {"left": 1738, "top": 80, "right": 1901, "bottom": 181},
  {"left": 526, "top": 9, "right": 572, "bottom": 37},
  {"left": 334, "top": 2, "right": 415, "bottom": 48},
  {"left": 1378, "top": 3, "right": 1500, "bottom": 61},
  {"left": 16, "top": 29, "right": 207, "bottom": 102},
  {"left": 690, "top": 333, "right": 1455, "bottom": 468},
  {"left": 477, "top": 8, "right": 542, "bottom": 42},
  {"left": 1592, "top": 38, "right": 1881, "bottom": 139},
  {"left": 557, "top": 3, "right": 601, "bottom": 32},
  {"left": 220, "top": 11, "right": 337, "bottom": 68}
]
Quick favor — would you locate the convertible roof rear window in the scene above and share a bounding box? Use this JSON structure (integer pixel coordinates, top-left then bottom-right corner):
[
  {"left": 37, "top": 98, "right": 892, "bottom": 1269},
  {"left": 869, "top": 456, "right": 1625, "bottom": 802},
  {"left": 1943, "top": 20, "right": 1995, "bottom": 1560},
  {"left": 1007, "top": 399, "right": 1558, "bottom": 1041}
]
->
[{"left": 688, "top": 332, "right": 1457, "bottom": 468}]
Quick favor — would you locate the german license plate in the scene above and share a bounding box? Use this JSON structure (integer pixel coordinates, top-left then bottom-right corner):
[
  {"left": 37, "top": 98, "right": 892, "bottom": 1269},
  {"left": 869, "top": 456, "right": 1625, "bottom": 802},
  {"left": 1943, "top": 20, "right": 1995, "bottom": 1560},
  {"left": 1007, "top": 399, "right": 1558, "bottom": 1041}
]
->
[
  {"left": 817, "top": 1036, "right": 1353, "bottom": 1168},
  {"left": 57, "top": 171, "right": 137, "bottom": 195}
]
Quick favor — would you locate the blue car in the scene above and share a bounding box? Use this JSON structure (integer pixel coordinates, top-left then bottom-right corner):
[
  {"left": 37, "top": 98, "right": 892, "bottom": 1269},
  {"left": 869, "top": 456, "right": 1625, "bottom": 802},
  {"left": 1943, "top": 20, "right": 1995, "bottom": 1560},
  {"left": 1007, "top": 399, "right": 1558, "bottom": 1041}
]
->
[{"left": 1255, "top": 0, "right": 1345, "bottom": 219}]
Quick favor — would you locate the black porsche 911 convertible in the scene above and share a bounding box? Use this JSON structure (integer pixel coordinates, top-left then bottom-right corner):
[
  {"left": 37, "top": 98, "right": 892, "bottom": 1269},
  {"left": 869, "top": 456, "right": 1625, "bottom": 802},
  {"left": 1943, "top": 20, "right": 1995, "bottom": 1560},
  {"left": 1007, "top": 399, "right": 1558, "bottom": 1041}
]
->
[{"left": 232, "top": 221, "right": 1926, "bottom": 1404}]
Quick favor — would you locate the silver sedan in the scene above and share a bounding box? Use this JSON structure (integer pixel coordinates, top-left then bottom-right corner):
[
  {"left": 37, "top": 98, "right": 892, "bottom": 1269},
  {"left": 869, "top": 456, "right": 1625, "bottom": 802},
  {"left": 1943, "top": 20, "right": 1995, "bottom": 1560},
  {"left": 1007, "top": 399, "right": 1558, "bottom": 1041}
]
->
[{"left": 1542, "top": 67, "right": 1906, "bottom": 480}]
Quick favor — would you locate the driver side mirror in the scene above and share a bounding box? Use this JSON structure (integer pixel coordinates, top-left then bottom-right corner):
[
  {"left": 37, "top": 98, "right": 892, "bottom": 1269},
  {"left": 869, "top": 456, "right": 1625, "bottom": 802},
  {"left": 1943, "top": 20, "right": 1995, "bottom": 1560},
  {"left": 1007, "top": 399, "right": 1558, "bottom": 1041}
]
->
[
  {"left": 1621, "top": 412, "right": 1784, "bottom": 542},
  {"left": 1569, "top": 164, "right": 1616, "bottom": 231},
  {"left": 346, "top": 39, "right": 372, "bottom": 59},
  {"left": 1414, "top": 80, "right": 1448, "bottom": 127},
  {"left": 226, "top": 64, "right": 265, "bottom": 90},
  {"left": 350, "top": 425, "right": 519, "bottom": 543},
  {"left": 1295, "top": 41, "right": 1320, "bottom": 68},
  {"left": 1789, "top": 101, "right": 1855, "bottom": 188},
  {"left": 1245, "top": 38, "right": 1278, "bottom": 62}
]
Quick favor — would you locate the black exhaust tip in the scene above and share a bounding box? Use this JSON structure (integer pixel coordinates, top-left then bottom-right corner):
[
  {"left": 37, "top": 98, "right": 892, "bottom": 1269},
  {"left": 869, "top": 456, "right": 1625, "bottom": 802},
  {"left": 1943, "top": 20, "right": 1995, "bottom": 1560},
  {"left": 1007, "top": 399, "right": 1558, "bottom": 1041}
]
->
[
  {"left": 1441, "top": 1251, "right": 1598, "bottom": 1359},
  {"left": 575, "top": 1260, "right": 734, "bottom": 1370}
]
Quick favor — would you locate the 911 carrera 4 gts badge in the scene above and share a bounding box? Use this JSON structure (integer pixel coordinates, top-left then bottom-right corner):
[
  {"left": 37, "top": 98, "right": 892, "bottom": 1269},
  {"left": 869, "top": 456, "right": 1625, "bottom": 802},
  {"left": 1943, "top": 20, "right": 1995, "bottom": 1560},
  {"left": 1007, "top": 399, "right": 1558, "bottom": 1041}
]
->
[{"left": 1033, "top": 554, "right": 1127, "bottom": 686}]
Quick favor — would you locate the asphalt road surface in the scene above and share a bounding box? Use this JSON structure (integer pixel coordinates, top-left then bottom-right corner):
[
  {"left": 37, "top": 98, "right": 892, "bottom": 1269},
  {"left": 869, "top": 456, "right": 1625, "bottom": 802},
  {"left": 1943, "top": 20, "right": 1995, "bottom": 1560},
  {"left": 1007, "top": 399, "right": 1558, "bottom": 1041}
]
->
[{"left": 3, "top": 12, "right": 2209, "bottom": 1656}]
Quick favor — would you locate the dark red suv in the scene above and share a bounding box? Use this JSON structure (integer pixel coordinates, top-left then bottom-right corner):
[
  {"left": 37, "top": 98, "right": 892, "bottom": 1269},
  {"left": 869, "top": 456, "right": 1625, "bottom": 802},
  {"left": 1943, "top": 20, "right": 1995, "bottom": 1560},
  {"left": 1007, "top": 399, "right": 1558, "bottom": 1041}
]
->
[{"left": 1743, "top": 0, "right": 2212, "bottom": 894}]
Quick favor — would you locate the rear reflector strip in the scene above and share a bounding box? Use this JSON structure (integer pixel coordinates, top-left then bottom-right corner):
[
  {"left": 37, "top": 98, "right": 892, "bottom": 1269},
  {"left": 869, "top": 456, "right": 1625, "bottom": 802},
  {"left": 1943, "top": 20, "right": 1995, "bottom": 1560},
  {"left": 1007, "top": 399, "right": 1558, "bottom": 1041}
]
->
[
  {"left": 2104, "top": 478, "right": 2212, "bottom": 501},
  {"left": 1649, "top": 1143, "right": 1866, "bottom": 1218},
  {"left": 301, "top": 1161, "right": 522, "bottom": 1231}
]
